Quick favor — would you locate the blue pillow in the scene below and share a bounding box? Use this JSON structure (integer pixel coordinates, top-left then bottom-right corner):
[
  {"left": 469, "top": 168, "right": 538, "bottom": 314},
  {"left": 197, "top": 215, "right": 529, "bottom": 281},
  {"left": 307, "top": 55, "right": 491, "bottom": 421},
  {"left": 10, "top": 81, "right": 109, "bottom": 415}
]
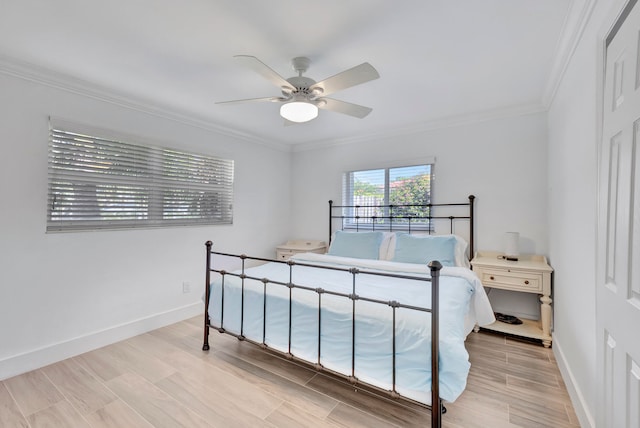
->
[
  {"left": 392, "top": 234, "right": 457, "bottom": 266},
  {"left": 328, "top": 231, "right": 384, "bottom": 260}
]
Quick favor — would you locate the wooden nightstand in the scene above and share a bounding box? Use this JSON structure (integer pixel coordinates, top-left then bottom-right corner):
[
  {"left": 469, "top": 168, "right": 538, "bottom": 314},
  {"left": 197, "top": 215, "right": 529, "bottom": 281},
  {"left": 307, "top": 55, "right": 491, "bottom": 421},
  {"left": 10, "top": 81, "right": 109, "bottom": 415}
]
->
[
  {"left": 276, "top": 239, "right": 326, "bottom": 261},
  {"left": 471, "top": 251, "right": 553, "bottom": 347}
]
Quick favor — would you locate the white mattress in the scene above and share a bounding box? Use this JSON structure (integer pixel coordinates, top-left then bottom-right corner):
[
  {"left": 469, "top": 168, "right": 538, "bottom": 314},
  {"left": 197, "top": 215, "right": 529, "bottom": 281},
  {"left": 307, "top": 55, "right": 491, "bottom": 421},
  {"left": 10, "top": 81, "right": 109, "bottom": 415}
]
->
[{"left": 207, "top": 252, "right": 494, "bottom": 404}]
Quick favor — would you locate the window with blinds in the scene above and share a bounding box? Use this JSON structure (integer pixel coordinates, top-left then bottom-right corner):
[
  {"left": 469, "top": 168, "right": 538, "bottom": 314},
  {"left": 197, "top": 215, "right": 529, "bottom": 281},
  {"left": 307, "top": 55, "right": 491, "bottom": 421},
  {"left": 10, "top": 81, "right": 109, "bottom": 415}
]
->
[
  {"left": 342, "top": 164, "right": 433, "bottom": 230},
  {"left": 47, "top": 124, "right": 234, "bottom": 232}
]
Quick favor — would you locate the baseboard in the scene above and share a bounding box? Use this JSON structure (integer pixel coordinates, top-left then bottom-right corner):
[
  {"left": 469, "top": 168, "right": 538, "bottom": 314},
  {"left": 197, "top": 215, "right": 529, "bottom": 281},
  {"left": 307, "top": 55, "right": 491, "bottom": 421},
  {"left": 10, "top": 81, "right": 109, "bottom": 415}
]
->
[
  {"left": 0, "top": 302, "right": 203, "bottom": 381},
  {"left": 553, "top": 333, "right": 595, "bottom": 428}
]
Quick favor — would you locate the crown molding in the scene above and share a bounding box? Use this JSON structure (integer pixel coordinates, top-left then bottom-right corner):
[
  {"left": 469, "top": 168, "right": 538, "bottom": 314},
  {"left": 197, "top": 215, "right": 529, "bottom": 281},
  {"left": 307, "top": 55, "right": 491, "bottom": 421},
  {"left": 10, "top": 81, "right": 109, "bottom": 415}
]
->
[
  {"left": 541, "top": 0, "right": 597, "bottom": 108},
  {"left": 291, "top": 102, "right": 547, "bottom": 153},
  {"left": 0, "top": 52, "right": 558, "bottom": 155},
  {"left": 0, "top": 54, "right": 291, "bottom": 152}
]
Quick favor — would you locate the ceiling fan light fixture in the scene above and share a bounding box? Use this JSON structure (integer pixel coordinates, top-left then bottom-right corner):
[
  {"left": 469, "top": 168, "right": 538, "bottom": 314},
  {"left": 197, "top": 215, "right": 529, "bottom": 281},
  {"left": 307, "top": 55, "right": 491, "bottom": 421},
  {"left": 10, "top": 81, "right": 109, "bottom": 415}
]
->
[{"left": 280, "top": 101, "right": 318, "bottom": 123}]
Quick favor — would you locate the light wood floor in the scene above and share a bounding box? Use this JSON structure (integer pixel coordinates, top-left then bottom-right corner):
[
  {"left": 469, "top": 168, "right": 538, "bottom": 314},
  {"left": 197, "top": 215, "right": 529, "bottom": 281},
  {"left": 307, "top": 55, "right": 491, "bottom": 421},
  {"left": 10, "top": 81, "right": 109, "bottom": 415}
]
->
[{"left": 0, "top": 317, "right": 580, "bottom": 427}]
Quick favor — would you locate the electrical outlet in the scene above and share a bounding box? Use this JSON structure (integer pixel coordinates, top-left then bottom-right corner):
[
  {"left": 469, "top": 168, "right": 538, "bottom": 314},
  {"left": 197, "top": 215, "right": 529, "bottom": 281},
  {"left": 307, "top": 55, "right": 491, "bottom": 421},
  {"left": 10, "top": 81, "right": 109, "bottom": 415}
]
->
[{"left": 182, "top": 281, "right": 191, "bottom": 293}]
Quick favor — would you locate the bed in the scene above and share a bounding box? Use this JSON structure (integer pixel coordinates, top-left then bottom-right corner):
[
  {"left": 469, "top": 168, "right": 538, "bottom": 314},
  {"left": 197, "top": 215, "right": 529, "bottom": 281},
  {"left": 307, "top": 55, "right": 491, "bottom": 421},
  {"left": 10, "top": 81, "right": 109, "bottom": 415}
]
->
[{"left": 202, "top": 195, "right": 494, "bottom": 427}]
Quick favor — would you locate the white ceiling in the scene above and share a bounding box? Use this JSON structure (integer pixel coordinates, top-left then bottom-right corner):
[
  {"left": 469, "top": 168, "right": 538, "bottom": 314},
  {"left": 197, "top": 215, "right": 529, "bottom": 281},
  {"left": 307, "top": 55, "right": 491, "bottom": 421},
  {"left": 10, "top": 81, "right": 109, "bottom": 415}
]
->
[{"left": 0, "top": 0, "right": 575, "bottom": 148}]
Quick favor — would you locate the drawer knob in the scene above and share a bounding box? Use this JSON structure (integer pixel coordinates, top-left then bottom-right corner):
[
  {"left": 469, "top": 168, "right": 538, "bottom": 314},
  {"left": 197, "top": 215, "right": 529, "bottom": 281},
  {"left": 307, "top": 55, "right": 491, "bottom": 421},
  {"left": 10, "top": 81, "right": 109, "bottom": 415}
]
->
[
  {"left": 524, "top": 280, "right": 529, "bottom": 285},
  {"left": 490, "top": 276, "right": 495, "bottom": 280}
]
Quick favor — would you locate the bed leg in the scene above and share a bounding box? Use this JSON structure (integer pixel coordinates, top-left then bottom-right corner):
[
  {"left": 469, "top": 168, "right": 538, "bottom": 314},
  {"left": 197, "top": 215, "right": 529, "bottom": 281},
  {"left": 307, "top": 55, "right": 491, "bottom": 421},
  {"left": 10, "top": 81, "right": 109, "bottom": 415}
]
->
[
  {"left": 202, "top": 324, "right": 210, "bottom": 351},
  {"left": 203, "top": 240, "right": 212, "bottom": 351}
]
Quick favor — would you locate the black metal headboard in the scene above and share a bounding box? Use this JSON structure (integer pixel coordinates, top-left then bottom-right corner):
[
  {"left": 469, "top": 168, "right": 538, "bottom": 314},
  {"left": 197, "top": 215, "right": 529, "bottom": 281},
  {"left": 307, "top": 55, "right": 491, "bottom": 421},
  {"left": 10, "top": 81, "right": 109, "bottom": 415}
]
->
[{"left": 329, "top": 195, "right": 476, "bottom": 259}]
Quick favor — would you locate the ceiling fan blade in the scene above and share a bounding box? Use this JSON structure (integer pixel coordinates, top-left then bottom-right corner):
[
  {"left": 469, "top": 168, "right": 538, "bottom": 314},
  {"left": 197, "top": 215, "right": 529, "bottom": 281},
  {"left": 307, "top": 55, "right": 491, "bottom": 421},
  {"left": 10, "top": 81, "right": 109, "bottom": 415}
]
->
[
  {"left": 234, "top": 55, "right": 295, "bottom": 92},
  {"left": 317, "top": 98, "right": 373, "bottom": 119},
  {"left": 310, "top": 63, "right": 379, "bottom": 97},
  {"left": 216, "top": 96, "right": 287, "bottom": 105}
]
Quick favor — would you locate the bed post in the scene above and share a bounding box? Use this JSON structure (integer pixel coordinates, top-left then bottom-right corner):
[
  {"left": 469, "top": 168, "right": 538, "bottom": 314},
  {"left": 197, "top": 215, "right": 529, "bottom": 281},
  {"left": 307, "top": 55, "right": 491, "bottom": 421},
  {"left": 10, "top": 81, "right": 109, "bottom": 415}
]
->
[
  {"left": 328, "top": 200, "right": 333, "bottom": 244},
  {"left": 203, "top": 241, "right": 212, "bottom": 351},
  {"left": 468, "top": 195, "right": 475, "bottom": 259},
  {"left": 429, "top": 260, "right": 443, "bottom": 428}
]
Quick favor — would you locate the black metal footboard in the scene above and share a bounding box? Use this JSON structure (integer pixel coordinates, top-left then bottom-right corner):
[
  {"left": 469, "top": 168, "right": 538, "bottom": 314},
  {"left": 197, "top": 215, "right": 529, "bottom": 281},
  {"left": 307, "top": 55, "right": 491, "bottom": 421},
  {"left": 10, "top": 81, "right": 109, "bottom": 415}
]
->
[{"left": 202, "top": 241, "right": 445, "bottom": 428}]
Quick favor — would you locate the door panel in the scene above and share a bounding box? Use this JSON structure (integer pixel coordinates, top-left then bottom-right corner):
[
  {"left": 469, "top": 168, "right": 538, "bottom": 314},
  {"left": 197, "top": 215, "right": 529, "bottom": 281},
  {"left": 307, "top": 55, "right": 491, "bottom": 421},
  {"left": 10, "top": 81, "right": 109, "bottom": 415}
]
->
[{"left": 598, "top": 1, "right": 640, "bottom": 426}]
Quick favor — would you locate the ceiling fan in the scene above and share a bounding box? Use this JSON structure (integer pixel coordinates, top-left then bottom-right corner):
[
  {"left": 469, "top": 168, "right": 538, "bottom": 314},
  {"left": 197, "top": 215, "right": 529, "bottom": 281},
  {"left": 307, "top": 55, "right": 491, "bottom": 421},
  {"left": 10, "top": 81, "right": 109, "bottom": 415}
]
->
[{"left": 216, "top": 55, "right": 380, "bottom": 124}]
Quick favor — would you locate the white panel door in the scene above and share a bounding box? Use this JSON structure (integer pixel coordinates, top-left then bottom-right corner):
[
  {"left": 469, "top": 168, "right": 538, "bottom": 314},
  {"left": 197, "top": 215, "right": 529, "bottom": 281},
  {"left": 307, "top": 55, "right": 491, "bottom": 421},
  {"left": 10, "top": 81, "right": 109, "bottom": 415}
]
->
[{"left": 598, "top": 2, "right": 640, "bottom": 427}]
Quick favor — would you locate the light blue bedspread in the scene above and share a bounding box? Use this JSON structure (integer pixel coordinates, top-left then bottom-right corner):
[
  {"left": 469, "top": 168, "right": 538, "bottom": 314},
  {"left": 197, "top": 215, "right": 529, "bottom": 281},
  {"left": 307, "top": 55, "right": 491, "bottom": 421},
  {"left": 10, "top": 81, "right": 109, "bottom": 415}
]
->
[{"left": 207, "top": 253, "right": 493, "bottom": 404}]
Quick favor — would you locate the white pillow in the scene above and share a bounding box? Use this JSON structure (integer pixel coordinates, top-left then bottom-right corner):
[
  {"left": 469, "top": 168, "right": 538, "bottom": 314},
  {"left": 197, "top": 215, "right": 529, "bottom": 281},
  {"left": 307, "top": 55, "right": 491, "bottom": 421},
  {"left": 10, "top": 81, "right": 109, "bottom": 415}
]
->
[
  {"left": 379, "top": 232, "right": 395, "bottom": 260},
  {"left": 455, "top": 235, "right": 470, "bottom": 267}
]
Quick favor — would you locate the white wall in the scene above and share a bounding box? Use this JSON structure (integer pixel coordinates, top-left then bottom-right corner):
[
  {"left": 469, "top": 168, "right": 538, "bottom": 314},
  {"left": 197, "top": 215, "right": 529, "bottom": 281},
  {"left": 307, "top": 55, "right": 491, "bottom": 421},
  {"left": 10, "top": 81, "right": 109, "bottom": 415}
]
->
[
  {"left": 0, "top": 71, "right": 291, "bottom": 379},
  {"left": 546, "top": 1, "right": 626, "bottom": 427},
  {"left": 290, "top": 112, "right": 549, "bottom": 319}
]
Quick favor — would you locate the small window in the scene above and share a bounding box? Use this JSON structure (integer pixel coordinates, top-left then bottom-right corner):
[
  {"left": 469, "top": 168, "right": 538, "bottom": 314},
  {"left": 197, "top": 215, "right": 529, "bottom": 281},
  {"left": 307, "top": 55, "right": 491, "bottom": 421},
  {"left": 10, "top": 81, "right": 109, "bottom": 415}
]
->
[
  {"left": 47, "top": 122, "right": 234, "bottom": 232},
  {"left": 342, "top": 164, "right": 433, "bottom": 230}
]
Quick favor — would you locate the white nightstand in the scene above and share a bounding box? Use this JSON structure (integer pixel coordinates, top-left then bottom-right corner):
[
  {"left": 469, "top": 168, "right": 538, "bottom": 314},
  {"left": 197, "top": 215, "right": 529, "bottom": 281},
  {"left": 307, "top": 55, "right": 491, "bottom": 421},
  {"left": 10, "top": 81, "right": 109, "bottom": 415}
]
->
[
  {"left": 276, "top": 239, "right": 326, "bottom": 261},
  {"left": 471, "top": 251, "right": 553, "bottom": 347}
]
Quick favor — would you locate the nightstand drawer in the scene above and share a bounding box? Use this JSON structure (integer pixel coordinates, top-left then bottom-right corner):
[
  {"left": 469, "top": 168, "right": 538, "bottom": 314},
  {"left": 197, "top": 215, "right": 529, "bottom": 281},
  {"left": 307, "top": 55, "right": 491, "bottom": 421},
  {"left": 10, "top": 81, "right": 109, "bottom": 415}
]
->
[
  {"left": 478, "top": 269, "right": 543, "bottom": 292},
  {"left": 276, "top": 249, "right": 295, "bottom": 261}
]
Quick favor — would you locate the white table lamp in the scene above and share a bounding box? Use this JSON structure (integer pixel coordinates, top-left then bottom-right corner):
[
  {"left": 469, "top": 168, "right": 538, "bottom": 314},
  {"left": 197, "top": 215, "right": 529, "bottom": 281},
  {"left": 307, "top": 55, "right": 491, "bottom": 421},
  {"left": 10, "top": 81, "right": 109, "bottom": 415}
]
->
[{"left": 504, "top": 232, "right": 520, "bottom": 261}]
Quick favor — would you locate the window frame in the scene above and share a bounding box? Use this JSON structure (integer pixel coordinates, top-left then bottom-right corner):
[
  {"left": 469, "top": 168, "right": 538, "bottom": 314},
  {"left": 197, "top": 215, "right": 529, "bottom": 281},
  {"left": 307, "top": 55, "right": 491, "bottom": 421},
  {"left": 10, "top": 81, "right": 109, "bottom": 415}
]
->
[{"left": 341, "top": 161, "right": 434, "bottom": 231}]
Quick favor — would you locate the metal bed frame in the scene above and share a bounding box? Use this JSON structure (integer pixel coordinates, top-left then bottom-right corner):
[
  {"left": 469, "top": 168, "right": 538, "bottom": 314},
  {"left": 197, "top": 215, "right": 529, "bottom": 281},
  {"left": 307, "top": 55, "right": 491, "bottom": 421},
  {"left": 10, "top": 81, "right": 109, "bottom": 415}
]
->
[
  {"left": 202, "top": 195, "right": 475, "bottom": 428},
  {"left": 329, "top": 195, "right": 475, "bottom": 256}
]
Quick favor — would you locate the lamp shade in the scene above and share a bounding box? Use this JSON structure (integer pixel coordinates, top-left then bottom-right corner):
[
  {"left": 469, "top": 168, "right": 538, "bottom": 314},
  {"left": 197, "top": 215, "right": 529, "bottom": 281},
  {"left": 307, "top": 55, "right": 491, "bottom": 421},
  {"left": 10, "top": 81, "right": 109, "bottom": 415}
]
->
[
  {"left": 280, "top": 101, "right": 318, "bottom": 123},
  {"left": 504, "top": 232, "right": 520, "bottom": 258}
]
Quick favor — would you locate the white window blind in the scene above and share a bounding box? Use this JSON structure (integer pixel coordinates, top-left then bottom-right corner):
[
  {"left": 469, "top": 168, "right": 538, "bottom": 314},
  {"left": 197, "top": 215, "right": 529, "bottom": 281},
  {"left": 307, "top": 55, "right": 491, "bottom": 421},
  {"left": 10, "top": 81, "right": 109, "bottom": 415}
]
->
[
  {"left": 47, "top": 125, "right": 234, "bottom": 232},
  {"left": 342, "top": 164, "right": 433, "bottom": 229}
]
